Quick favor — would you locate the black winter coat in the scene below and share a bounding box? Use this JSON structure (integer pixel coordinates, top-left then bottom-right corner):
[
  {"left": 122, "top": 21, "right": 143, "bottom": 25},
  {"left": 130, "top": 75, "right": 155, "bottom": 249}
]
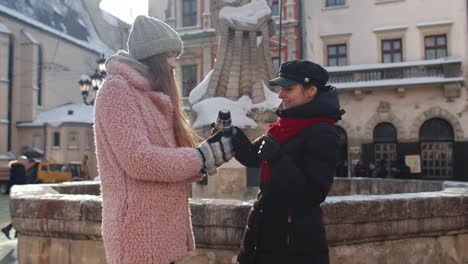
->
[
  {"left": 236, "top": 90, "right": 342, "bottom": 264},
  {"left": 8, "top": 162, "right": 27, "bottom": 193}
]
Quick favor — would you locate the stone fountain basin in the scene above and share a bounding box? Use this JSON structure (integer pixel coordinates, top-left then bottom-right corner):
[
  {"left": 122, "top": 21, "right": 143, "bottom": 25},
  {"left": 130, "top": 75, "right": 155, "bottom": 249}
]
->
[{"left": 9, "top": 178, "right": 468, "bottom": 264}]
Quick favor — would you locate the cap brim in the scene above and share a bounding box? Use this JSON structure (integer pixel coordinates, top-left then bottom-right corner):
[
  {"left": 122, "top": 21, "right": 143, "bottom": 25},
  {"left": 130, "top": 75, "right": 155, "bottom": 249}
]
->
[{"left": 268, "top": 76, "right": 297, "bottom": 87}]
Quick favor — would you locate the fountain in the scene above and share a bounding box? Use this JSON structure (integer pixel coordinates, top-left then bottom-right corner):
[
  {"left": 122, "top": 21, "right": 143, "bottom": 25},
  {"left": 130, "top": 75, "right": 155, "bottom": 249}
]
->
[
  {"left": 8, "top": 1, "right": 468, "bottom": 263},
  {"left": 9, "top": 179, "right": 468, "bottom": 263}
]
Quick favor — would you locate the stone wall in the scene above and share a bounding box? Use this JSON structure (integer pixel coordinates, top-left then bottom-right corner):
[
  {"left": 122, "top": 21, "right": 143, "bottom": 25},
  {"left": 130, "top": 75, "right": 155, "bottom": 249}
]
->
[{"left": 9, "top": 180, "right": 468, "bottom": 264}]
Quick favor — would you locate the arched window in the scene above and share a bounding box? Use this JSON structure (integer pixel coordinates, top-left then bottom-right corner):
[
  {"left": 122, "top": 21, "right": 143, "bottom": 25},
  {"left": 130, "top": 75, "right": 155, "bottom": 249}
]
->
[
  {"left": 420, "top": 118, "right": 454, "bottom": 141},
  {"left": 373, "top": 122, "right": 397, "bottom": 177},
  {"left": 335, "top": 126, "right": 348, "bottom": 177},
  {"left": 374, "top": 122, "right": 397, "bottom": 143},
  {"left": 419, "top": 118, "right": 454, "bottom": 179}
]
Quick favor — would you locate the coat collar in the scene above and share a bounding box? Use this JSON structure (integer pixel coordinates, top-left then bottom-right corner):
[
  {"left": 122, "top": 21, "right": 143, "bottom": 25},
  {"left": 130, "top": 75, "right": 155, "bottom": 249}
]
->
[{"left": 105, "top": 51, "right": 173, "bottom": 112}]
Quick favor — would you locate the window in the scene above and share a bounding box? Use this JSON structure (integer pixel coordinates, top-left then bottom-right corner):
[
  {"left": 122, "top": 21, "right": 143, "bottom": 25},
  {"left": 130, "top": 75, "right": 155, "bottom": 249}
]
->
[
  {"left": 181, "top": 65, "right": 198, "bottom": 97},
  {"left": 420, "top": 118, "right": 454, "bottom": 179},
  {"left": 327, "top": 44, "right": 347, "bottom": 66},
  {"left": 53, "top": 132, "right": 60, "bottom": 148},
  {"left": 68, "top": 131, "right": 79, "bottom": 149},
  {"left": 382, "top": 39, "right": 402, "bottom": 63},
  {"left": 182, "top": 0, "right": 197, "bottom": 27},
  {"left": 326, "top": 0, "right": 345, "bottom": 7},
  {"left": 272, "top": 57, "right": 280, "bottom": 72},
  {"left": 335, "top": 126, "right": 348, "bottom": 178},
  {"left": 373, "top": 122, "right": 398, "bottom": 177},
  {"left": 271, "top": 0, "right": 279, "bottom": 16},
  {"left": 37, "top": 46, "right": 43, "bottom": 106},
  {"left": 425, "top": 35, "right": 447, "bottom": 60},
  {"left": 32, "top": 134, "right": 42, "bottom": 149}
]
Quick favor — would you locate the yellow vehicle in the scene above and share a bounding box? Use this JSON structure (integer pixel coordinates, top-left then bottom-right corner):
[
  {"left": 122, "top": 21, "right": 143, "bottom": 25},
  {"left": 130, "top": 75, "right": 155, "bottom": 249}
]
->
[{"left": 36, "top": 157, "right": 90, "bottom": 183}]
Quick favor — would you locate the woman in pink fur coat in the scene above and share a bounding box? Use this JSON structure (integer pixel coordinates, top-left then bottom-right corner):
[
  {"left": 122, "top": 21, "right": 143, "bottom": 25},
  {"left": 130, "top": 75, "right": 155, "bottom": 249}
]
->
[{"left": 94, "top": 15, "right": 233, "bottom": 264}]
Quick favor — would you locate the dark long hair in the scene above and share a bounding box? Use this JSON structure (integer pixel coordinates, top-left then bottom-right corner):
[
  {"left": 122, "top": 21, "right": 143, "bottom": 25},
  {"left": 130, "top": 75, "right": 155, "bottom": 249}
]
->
[{"left": 140, "top": 53, "right": 197, "bottom": 147}]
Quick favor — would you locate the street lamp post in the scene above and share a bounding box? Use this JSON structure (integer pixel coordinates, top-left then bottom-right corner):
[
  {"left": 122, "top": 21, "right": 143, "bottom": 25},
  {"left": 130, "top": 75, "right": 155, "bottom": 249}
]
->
[{"left": 79, "top": 55, "right": 107, "bottom": 105}]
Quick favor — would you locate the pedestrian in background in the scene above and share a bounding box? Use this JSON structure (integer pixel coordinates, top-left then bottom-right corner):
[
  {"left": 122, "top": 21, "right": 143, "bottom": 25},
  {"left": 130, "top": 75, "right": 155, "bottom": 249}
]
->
[{"left": 1, "top": 156, "right": 29, "bottom": 239}]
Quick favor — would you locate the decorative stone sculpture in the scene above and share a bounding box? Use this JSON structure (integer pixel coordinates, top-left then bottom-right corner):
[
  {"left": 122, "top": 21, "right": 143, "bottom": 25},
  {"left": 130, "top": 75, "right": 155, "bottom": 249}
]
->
[{"left": 202, "top": 0, "right": 275, "bottom": 104}]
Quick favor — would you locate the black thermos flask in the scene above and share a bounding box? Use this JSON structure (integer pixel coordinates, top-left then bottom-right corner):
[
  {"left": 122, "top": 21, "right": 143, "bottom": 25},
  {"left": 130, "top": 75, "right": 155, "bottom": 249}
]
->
[{"left": 214, "top": 109, "right": 233, "bottom": 136}]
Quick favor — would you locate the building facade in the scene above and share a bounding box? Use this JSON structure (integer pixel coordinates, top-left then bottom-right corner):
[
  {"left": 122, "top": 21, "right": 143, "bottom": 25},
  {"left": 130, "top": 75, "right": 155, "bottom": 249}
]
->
[
  {"left": 148, "top": 0, "right": 302, "bottom": 100},
  {"left": 304, "top": 0, "right": 468, "bottom": 180},
  {"left": 0, "top": 0, "right": 129, "bottom": 177},
  {"left": 151, "top": 0, "right": 468, "bottom": 181}
]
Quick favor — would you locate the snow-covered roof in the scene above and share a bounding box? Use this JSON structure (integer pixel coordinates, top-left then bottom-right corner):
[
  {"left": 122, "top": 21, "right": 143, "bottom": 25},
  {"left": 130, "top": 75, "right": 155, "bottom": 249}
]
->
[
  {"left": 325, "top": 57, "right": 463, "bottom": 73},
  {"left": 0, "top": 0, "right": 114, "bottom": 55},
  {"left": 189, "top": 72, "right": 280, "bottom": 128},
  {"left": 0, "top": 152, "right": 15, "bottom": 161},
  {"left": 332, "top": 76, "right": 464, "bottom": 90},
  {"left": 373, "top": 25, "right": 408, "bottom": 32},
  {"left": 219, "top": 0, "right": 271, "bottom": 30},
  {"left": 17, "top": 103, "right": 94, "bottom": 128},
  {"left": 416, "top": 20, "right": 453, "bottom": 28}
]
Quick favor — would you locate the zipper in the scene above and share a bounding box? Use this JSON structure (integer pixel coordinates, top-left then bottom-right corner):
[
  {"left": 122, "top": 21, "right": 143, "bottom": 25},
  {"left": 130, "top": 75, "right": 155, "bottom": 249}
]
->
[{"left": 286, "top": 208, "right": 292, "bottom": 246}]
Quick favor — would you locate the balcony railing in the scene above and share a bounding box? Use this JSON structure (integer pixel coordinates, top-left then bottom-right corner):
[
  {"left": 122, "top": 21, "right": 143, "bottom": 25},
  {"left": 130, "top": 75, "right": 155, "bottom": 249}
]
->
[{"left": 326, "top": 57, "right": 464, "bottom": 90}]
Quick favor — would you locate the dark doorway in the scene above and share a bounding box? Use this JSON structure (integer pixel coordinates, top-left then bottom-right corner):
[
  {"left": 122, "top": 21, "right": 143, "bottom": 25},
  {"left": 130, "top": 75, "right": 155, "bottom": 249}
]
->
[
  {"left": 419, "top": 118, "right": 454, "bottom": 179},
  {"left": 373, "top": 122, "right": 398, "bottom": 177},
  {"left": 335, "top": 126, "right": 348, "bottom": 177}
]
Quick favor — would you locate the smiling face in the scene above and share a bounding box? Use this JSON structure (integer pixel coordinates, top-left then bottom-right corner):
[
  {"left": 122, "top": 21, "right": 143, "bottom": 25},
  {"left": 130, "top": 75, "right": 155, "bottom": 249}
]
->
[
  {"left": 166, "top": 50, "right": 178, "bottom": 69},
  {"left": 278, "top": 83, "right": 318, "bottom": 109}
]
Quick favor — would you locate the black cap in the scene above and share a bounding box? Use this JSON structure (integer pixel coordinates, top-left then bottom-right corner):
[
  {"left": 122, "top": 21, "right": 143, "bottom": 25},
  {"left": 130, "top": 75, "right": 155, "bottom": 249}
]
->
[{"left": 268, "top": 60, "right": 329, "bottom": 90}]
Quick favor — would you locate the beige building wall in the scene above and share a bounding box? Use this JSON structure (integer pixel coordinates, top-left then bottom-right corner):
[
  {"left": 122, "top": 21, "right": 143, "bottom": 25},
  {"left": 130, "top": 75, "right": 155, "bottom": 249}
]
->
[
  {"left": 0, "top": 18, "right": 100, "bottom": 155},
  {"left": 17, "top": 124, "right": 97, "bottom": 178},
  {"left": 0, "top": 31, "right": 9, "bottom": 154},
  {"left": 149, "top": 0, "right": 171, "bottom": 21},
  {"left": 304, "top": 0, "right": 468, "bottom": 67},
  {"left": 338, "top": 86, "right": 468, "bottom": 142},
  {"left": 302, "top": 0, "right": 468, "bottom": 178},
  {"left": 0, "top": 4, "right": 128, "bottom": 177}
]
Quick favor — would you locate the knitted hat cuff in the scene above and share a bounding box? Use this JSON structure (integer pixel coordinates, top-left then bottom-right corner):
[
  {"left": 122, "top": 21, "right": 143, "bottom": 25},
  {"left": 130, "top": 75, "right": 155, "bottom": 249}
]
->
[{"left": 129, "top": 38, "right": 183, "bottom": 60}]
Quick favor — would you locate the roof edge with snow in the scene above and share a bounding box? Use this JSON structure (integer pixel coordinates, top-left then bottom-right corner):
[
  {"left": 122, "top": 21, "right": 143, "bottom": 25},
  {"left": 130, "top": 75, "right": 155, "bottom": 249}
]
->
[{"left": 0, "top": 4, "right": 113, "bottom": 55}]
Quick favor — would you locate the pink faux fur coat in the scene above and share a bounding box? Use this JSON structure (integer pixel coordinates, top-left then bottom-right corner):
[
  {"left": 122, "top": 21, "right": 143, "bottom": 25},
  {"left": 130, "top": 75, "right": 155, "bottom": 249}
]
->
[{"left": 94, "top": 55, "right": 202, "bottom": 264}]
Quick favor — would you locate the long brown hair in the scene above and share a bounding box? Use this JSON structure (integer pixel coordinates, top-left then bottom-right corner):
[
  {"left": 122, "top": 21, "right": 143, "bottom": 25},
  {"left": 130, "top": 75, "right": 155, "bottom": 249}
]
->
[{"left": 141, "top": 53, "right": 197, "bottom": 147}]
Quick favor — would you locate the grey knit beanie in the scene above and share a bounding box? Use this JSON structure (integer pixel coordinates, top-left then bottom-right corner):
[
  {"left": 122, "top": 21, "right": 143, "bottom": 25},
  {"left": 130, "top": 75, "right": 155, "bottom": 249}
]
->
[{"left": 127, "top": 15, "right": 183, "bottom": 60}]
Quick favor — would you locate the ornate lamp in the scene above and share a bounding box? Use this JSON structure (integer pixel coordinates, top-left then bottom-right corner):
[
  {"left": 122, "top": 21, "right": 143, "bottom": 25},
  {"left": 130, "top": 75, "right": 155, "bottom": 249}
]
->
[
  {"left": 79, "top": 75, "right": 94, "bottom": 105},
  {"left": 78, "top": 54, "right": 107, "bottom": 105}
]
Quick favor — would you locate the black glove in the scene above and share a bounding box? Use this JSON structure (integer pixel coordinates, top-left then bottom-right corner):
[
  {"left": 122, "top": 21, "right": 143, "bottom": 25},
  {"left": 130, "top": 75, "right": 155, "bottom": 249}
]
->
[
  {"left": 210, "top": 122, "right": 219, "bottom": 135},
  {"left": 258, "top": 135, "right": 281, "bottom": 163},
  {"left": 196, "top": 130, "right": 233, "bottom": 175},
  {"left": 231, "top": 127, "right": 253, "bottom": 153}
]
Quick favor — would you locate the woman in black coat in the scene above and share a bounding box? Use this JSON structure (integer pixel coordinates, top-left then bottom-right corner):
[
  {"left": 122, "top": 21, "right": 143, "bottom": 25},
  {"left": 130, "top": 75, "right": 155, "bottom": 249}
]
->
[{"left": 233, "top": 60, "right": 343, "bottom": 264}]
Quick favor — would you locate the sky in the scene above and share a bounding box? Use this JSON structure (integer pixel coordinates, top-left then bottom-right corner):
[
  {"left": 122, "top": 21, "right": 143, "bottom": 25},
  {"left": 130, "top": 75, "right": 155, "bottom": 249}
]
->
[{"left": 100, "top": 0, "right": 148, "bottom": 24}]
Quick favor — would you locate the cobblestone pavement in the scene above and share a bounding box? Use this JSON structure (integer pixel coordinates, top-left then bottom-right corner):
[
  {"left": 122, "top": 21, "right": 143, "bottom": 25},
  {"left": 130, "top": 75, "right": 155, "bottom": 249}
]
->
[{"left": 0, "top": 194, "right": 17, "bottom": 264}]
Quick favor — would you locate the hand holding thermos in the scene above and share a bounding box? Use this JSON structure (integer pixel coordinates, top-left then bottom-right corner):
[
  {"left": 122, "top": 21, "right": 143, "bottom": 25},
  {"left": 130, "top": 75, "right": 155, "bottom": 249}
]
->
[{"left": 196, "top": 110, "right": 234, "bottom": 175}]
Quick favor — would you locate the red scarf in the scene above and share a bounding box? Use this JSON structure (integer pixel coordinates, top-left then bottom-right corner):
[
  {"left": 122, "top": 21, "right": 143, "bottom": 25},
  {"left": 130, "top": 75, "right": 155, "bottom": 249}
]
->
[{"left": 261, "top": 117, "right": 335, "bottom": 184}]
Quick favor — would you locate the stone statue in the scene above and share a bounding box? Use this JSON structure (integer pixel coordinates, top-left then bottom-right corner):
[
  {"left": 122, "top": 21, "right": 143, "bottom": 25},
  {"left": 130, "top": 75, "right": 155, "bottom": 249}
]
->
[{"left": 202, "top": 0, "right": 276, "bottom": 104}]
